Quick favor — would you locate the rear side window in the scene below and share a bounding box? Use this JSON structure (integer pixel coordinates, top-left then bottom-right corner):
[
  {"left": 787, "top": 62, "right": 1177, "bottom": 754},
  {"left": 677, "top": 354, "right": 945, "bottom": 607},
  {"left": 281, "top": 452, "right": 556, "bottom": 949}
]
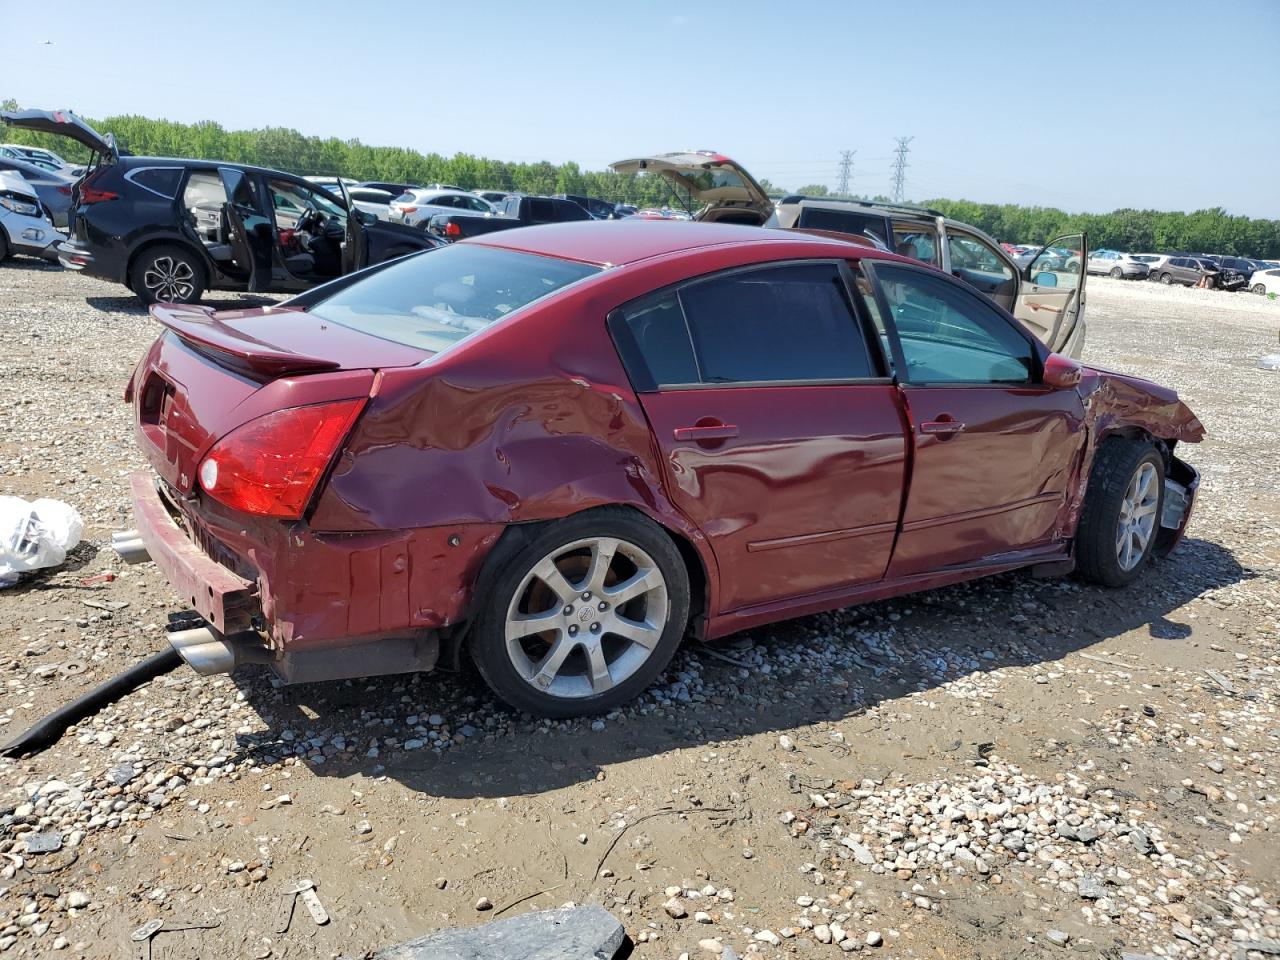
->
[
  {"left": 127, "top": 167, "right": 182, "bottom": 199},
  {"left": 529, "top": 198, "right": 556, "bottom": 222},
  {"left": 611, "top": 262, "right": 877, "bottom": 389},
  {"left": 796, "top": 207, "right": 888, "bottom": 246}
]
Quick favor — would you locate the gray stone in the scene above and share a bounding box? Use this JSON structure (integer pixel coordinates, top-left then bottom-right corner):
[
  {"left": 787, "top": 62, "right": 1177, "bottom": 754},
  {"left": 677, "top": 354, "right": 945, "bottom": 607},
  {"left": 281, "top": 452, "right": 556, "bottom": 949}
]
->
[
  {"left": 107, "top": 763, "right": 137, "bottom": 787},
  {"left": 373, "top": 905, "right": 626, "bottom": 960},
  {"left": 25, "top": 832, "right": 63, "bottom": 854},
  {"left": 1077, "top": 875, "right": 1106, "bottom": 899}
]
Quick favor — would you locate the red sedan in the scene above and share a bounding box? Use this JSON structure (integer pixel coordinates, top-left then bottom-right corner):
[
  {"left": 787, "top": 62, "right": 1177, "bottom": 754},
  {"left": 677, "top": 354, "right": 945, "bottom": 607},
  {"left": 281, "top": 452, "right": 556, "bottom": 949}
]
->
[{"left": 117, "top": 222, "right": 1204, "bottom": 717}]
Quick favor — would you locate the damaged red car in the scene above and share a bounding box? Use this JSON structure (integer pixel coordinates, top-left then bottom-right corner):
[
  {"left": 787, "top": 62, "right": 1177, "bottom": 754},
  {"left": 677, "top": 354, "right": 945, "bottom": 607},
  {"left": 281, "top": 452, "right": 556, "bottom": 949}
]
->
[{"left": 115, "top": 221, "right": 1204, "bottom": 717}]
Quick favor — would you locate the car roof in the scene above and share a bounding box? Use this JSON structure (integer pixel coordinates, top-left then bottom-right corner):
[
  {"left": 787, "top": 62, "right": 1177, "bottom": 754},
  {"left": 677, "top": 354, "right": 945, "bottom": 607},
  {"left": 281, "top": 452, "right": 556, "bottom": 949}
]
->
[{"left": 468, "top": 220, "right": 868, "bottom": 267}]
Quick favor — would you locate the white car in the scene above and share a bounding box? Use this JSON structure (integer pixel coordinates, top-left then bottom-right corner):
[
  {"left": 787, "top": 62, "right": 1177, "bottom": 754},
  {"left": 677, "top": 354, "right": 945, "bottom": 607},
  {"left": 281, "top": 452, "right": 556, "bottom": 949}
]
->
[
  {"left": 1087, "top": 250, "right": 1150, "bottom": 279},
  {"left": 0, "top": 170, "right": 65, "bottom": 261},
  {"left": 1251, "top": 268, "right": 1280, "bottom": 296},
  {"left": 1131, "top": 253, "right": 1173, "bottom": 277},
  {"left": 389, "top": 188, "right": 494, "bottom": 228},
  {"left": 345, "top": 186, "right": 397, "bottom": 222}
]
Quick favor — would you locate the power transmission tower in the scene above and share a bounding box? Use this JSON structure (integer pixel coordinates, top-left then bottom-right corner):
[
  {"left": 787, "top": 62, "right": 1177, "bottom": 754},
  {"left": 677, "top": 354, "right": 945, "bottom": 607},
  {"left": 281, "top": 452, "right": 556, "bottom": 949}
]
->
[
  {"left": 837, "top": 150, "right": 855, "bottom": 196},
  {"left": 891, "top": 136, "right": 914, "bottom": 202}
]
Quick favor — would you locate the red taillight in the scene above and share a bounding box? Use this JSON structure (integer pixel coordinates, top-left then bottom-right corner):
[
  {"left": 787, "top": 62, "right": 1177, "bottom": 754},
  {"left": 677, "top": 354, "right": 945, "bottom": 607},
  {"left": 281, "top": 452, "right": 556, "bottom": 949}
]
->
[
  {"left": 198, "top": 399, "right": 365, "bottom": 519},
  {"left": 57, "top": 185, "right": 73, "bottom": 196},
  {"left": 80, "top": 187, "right": 119, "bottom": 204},
  {"left": 444, "top": 221, "right": 462, "bottom": 238},
  {"left": 400, "top": 206, "right": 418, "bottom": 214}
]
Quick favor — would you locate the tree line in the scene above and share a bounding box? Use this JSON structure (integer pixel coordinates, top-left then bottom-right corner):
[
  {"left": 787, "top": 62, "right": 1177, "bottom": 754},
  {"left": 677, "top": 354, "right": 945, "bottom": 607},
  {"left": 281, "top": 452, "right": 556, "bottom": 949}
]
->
[{"left": 4, "top": 101, "right": 1277, "bottom": 257}]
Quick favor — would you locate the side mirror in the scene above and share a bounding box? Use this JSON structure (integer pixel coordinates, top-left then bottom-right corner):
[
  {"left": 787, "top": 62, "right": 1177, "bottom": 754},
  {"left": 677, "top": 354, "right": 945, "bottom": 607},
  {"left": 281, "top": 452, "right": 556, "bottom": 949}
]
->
[
  {"left": 357, "top": 209, "right": 377, "bottom": 226},
  {"left": 1042, "top": 352, "right": 1082, "bottom": 389},
  {"left": 1033, "top": 270, "right": 1058, "bottom": 287}
]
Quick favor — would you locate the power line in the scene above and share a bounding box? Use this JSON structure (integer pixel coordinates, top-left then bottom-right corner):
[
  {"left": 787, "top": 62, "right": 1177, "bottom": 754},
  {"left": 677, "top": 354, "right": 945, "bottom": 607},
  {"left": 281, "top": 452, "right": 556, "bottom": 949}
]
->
[
  {"left": 837, "top": 150, "right": 855, "bottom": 196},
  {"left": 891, "top": 136, "right": 914, "bottom": 202}
]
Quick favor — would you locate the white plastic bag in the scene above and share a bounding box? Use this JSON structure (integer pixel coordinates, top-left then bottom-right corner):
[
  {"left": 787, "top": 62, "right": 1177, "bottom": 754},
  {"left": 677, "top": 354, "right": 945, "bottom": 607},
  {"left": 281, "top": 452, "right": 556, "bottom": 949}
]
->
[{"left": 0, "top": 497, "right": 84, "bottom": 588}]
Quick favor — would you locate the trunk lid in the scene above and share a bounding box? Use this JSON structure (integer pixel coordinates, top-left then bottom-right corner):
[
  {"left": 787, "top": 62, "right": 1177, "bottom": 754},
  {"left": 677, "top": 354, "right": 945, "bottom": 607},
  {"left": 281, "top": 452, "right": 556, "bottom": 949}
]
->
[
  {"left": 134, "top": 303, "right": 429, "bottom": 494},
  {"left": 610, "top": 151, "right": 774, "bottom": 225},
  {"left": 1, "top": 108, "right": 118, "bottom": 162}
]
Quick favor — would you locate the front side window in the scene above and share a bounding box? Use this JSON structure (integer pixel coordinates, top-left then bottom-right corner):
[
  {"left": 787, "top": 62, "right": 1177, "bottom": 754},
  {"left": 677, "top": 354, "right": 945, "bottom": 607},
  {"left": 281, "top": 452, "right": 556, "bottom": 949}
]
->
[
  {"left": 267, "top": 178, "right": 345, "bottom": 229},
  {"left": 307, "top": 245, "right": 600, "bottom": 354},
  {"left": 873, "top": 264, "right": 1033, "bottom": 384},
  {"left": 948, "top": 234, "right": 1014, "bottom": 280}
]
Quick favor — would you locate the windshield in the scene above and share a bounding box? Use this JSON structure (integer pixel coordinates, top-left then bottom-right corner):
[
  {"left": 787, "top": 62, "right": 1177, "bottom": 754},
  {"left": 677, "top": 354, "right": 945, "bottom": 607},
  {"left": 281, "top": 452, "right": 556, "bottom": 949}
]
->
[{"left": 308, "top": 245, "right": 600, "bottom": 353}]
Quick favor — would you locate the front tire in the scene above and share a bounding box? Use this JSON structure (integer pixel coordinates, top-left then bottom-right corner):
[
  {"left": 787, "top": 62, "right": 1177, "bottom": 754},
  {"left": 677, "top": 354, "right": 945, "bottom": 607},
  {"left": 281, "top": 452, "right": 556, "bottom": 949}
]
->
[
  {"left": 1159, "top": 272, "right": 1173, "bottom": 284},
  {"left": 1109, "top": 267, "right": 1123, "bottom": 279},
  {"left": 1253, "top": 283, "right": 1267, "bottom": 295},
  {"left": 470, "top": 510, "right": 691, "bottom": 718},
  {"left": 1076, "top": 439, "right": 1165, "bottom": 588},
  {"left": 130, "top": 245, "right": 206, "bottom": 305},
  {"left": 0, "top": 227, "right": 10, "bottom": 263}
]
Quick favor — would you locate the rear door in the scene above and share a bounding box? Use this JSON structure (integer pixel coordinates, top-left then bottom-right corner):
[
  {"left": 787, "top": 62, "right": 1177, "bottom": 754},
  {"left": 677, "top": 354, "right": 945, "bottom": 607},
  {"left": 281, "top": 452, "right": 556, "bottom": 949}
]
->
[
  {"left": 217, "top": 168, "right": 271, "bottom": 292},
  {"left": 1012, "top": 233, "right": 1087, "bottom": 353},
  {"left": 859, "top": 260, "right": 1087, "bottom": 578},
  {"left": 611, "top": 260, "right": 908, "bottom": 612}
]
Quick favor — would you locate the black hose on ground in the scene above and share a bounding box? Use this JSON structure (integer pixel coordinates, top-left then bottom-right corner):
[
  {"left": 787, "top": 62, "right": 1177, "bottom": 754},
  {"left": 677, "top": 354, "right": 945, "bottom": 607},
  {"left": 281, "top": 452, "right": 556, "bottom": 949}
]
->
[{"left": 0, "top": 648, "right": 182, "bottom": 758}]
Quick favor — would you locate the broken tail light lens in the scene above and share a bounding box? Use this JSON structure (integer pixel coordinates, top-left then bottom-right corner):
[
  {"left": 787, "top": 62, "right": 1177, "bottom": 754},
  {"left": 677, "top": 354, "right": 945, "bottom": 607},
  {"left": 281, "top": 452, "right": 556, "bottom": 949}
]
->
[{"left": 198, "top": 399, "right": 366, "bottom": 519}]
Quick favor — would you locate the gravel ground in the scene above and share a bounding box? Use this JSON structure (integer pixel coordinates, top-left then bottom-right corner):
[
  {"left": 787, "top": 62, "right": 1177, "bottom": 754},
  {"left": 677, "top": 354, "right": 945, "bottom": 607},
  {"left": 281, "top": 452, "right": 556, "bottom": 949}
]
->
[{"left": 0, "top": 260, "right": 1278, "bottom": 960}]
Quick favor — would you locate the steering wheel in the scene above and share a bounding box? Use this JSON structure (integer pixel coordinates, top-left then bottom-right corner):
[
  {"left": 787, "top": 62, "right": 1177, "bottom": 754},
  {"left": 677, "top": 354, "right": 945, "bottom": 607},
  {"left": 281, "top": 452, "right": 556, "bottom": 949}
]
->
[{"left": 295, "top": 203, "right": 321, "bottom": 233}]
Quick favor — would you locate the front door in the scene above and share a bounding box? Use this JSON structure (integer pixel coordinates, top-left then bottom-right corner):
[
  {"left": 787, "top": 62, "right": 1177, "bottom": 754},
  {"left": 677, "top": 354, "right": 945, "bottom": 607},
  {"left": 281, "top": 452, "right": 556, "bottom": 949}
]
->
[
  {"left": 216, "top": 167, "right": 271, "bottom": 292},
  {"left": 944, "top": 229, "right": 1018, "bottom": 310},
  {"left": 336, "top": 180, "right": 367, "bottom": 274},
  {"left": 1013, "top": 233, "right": 1088, "bottom": 353},
  {"left": 861, "top": 260, "right": 1088, "bottom": 578},
  {"left": 610, "top": 261, "right": 908, "bottom": 612}
]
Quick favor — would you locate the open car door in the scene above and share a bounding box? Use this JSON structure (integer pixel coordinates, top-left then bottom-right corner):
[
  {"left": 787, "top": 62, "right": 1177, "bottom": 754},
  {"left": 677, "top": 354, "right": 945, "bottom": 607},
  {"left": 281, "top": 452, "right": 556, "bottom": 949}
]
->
[
  {"left": 1012, "top": 233, "right": 1087, "bottom": 357},
  {"left": 610, "top": 151, "right": 775, "bottom": 225},
  {"left": 216, "top": 167, "right": 272, "bottom": 293},
  {"left": 336, "top": 180, "right": 368, "bottom": 274}
]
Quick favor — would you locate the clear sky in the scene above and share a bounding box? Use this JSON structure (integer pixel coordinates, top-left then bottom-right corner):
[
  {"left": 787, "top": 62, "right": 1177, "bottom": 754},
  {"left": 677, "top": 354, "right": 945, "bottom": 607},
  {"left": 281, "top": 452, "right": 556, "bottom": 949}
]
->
[{"left": 6, "top": 0, "right": 1279, "bottom": 217}]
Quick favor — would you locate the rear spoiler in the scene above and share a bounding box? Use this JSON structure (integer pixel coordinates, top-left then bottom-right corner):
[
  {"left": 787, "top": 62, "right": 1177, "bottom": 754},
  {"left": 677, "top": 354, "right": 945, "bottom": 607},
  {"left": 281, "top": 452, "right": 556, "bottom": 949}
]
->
[{"left": 150, "top": 304, "right": 340, "bottom": 378}]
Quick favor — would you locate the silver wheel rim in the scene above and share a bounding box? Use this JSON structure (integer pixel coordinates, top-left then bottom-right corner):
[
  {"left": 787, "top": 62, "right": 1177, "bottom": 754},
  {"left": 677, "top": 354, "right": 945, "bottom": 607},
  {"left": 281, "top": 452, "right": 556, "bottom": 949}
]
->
[
  {"left": 1116, "top": 462, "right": 1159, "bottom": 572},
  {"left": 142, "top": 255, "right": 196, "bottom": 302},
  {"left": 505, "top": 537, "right": 669, "bottom": 700}
]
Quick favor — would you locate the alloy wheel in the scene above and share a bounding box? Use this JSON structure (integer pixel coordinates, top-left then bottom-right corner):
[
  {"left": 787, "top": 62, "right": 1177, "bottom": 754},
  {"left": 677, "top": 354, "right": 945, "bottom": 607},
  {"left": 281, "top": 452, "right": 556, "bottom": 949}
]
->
[
  {"left": 1160, "top": 273, "right": 1173, "bottom": 284},
  {"left": 1109, "top": 267, "right": 1122, "bottom": 279},
  {"left": 1115, "top": 462, "right": 1159, "bottom": 572},
  {"left": 504, "top": 536, "right": 669, "bottom": 700},
  {"left": 142, "top": 255, "right": 197, "bottom": 302}
]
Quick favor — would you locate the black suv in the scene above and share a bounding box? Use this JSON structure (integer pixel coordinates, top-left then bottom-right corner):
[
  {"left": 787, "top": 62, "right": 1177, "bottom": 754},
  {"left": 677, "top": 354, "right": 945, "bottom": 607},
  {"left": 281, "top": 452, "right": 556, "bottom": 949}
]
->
[{"left": 3, "top": 109, "right": 438, "bottom": 305}]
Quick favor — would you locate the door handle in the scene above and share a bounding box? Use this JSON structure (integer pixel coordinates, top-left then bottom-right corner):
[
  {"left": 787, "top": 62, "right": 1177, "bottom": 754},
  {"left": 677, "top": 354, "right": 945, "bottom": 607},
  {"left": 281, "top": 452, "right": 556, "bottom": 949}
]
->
[
  {"left": 919, "top": 418, "right": 965, "bottom": 436},
  {"left": 673, "top": 422, "right": 739, "bottom": 442}
]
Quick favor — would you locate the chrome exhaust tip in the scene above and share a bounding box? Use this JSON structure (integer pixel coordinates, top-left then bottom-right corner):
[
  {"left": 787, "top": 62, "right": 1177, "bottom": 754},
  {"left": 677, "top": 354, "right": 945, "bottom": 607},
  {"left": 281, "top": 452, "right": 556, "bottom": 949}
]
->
[
  {"left": 167, "top": 626, "right": 271, "bottom": 676},
  {"left": 111, "top": 530, "right": 151, "bottom": 565}
]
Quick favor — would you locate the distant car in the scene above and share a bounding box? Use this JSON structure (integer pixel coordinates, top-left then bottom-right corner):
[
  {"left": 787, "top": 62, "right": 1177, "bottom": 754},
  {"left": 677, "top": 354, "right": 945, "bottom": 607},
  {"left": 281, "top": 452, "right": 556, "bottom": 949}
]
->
[
  {"left": 474, "top": 190, "right": 511, "bottom": 205},
  {"left": 1131, "top": 254, "right": 1173, "bottom": 276},
  {"left": 1153, "top": 256, "right": 1240, "bottom": 289},
  {"left": 360, "top": 181, "right": 425, "bottom": 197},
  {"left": 554, "top": 194, "right": 620, "bottom": 220},
  {"left": 1249, "top": 268, "right": 1279, "bottom": 295},
  {"left": 0, "top": 155, "right": 76, "bottom": 229},
  {"left": 1206, "top": 255, "right": 1262, "bottom": 283},
  {"left": 1, "top": 142, "right": 82, "bottom": 174},
  {"left": 0, "top": 170, "right": 65, "bottom": 261},
  {"left": 388, "top": 188, "right": 495, "bottom": 228},
  {"left": 1087, "top": 250, "right": 1149, "bottom": 279},
  {"left": 345, "top": 186, "right": 396, "bottom": 221},
  {"left": 614, "top": 204, "right": 638, "bottom": 217},
  {"left": 305, "top": 176, "right": 358, "bottom": 194},
  {"left": 2, "top": 109, "right": 440, "bottom": 304}
]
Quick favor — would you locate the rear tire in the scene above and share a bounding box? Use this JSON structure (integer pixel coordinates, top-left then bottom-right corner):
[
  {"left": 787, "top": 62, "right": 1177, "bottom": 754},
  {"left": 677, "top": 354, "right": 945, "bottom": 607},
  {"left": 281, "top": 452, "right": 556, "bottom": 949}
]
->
[
  {"left": 470, "top": 510, "right": 690, "bottom": 718},
  {"left": 1253, "top": 283, "right": 1267, "bottom": 295},
  {"left": 130, "top": 245, "right": 206, "bottom": 305},
  {"left": 1159, "top": 272, "right": 1173, "bottom": 284},
  {"left": 1076, "top": 439, "right": 1165, "bottom": 588}
]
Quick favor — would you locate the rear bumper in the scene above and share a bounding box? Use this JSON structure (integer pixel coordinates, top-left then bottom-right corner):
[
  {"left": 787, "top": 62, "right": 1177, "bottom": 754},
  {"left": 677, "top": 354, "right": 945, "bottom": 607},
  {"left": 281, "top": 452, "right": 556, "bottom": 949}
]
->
[
  {"left": 128, "top": 471, "right": 257, "bottom": 634},
  {"left": 56, "top": 239, "right": 96, "bottom": 273},
  {"left": 124, "top": 469, "right": 505, "bottom": 680}
]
